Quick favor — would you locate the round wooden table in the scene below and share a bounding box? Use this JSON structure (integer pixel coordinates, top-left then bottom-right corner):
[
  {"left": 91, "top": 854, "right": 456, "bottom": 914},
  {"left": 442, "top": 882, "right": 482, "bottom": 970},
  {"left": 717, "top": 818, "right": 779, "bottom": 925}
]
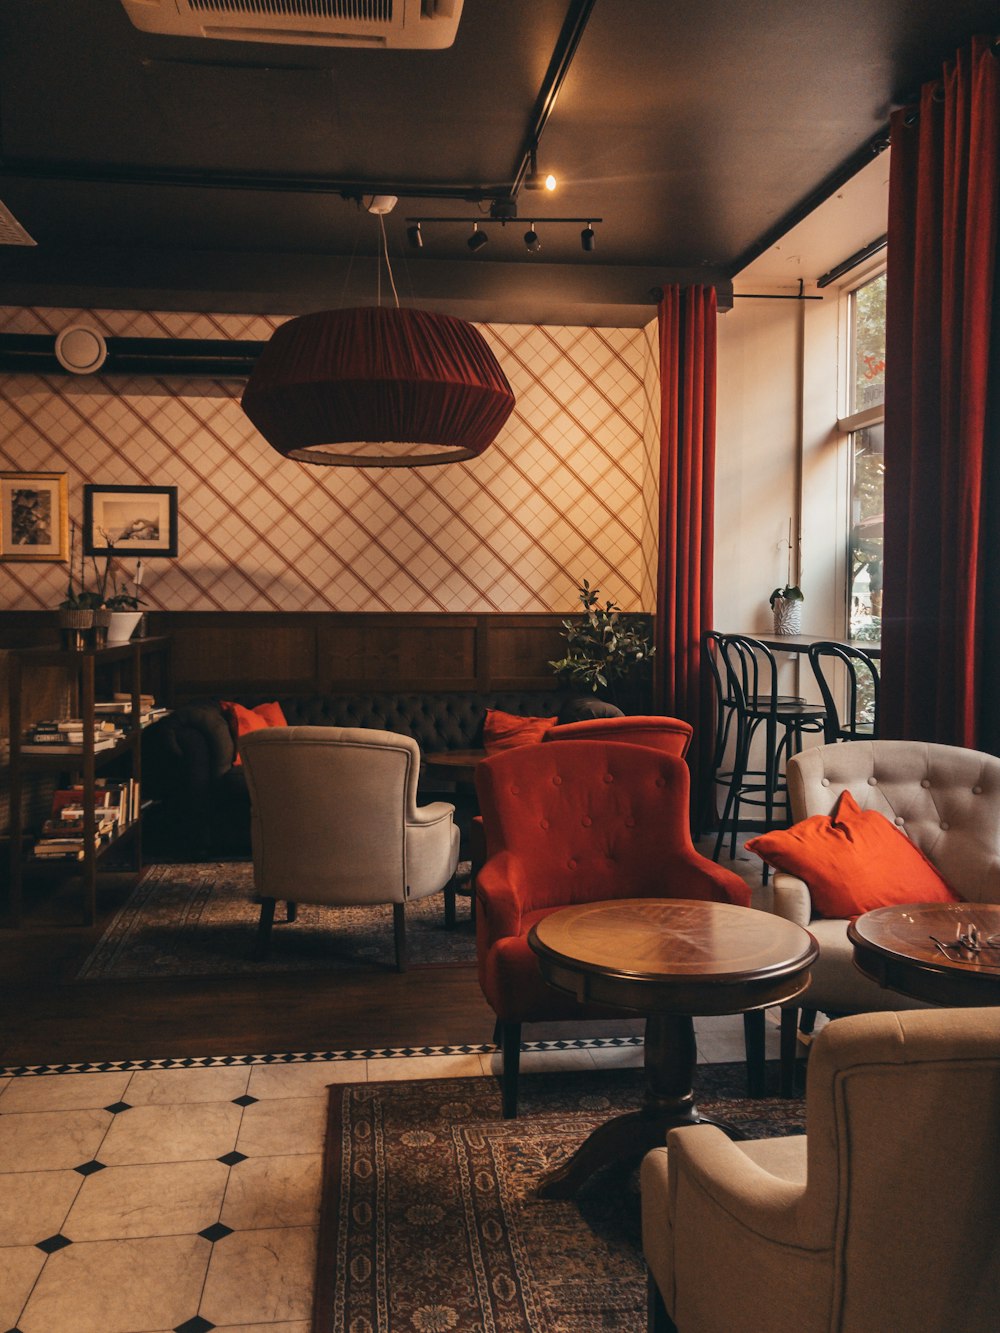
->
[
  {"left": 421, "top": 748, "right": 487, "bottom": 785},
  {"left": 527, "top": 898, "right": 817, "bottom": 1198},
  {"left": 848, "top": 902, "right": 1000, "bottom": 1006}
]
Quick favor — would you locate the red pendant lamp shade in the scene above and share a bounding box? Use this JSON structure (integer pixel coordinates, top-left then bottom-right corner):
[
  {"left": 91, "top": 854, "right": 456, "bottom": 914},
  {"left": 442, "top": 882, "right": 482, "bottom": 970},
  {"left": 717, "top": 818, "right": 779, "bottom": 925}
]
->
[{"left": 241, "top": 306, "right": 516, "bottom": 467}]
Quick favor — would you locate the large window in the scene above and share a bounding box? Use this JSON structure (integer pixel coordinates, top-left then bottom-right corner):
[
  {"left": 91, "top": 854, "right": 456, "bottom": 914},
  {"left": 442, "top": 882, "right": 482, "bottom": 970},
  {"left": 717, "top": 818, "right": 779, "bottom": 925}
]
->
[{"left": 844, "top": 271, "right": 885, "bottom": 638}]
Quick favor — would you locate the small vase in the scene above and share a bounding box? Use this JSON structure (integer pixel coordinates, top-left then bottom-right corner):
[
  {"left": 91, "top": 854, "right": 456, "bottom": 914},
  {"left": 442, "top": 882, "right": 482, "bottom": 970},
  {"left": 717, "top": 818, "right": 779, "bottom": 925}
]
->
[
  {"left": 107, "top": 610, "right": 143, "bottom": 644},
  {"left": 57, "top": 607, "right": 94, "bottom": 651},
  {"left": 772, "top": 597, "right": 802, "bottom": 636}
]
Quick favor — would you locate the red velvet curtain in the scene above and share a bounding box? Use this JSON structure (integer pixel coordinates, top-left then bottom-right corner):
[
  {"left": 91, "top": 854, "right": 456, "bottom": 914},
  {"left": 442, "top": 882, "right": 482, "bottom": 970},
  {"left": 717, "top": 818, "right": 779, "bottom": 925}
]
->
[
  {"left": 655, "top": 285, "right": 717, "bottom": 805},
  {"left": 882, "top": 36, "right": 1000, "bottom": 749}
]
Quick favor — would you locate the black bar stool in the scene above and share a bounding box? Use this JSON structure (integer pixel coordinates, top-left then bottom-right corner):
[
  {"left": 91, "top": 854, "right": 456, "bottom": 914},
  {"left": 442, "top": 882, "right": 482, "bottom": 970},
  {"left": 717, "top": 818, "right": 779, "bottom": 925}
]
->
[
  {"left": 712, "top": 635, "right": 827, "bottom": 863},
  {"left": 807, "top": 641, "right": 880, "bottom": 741}
]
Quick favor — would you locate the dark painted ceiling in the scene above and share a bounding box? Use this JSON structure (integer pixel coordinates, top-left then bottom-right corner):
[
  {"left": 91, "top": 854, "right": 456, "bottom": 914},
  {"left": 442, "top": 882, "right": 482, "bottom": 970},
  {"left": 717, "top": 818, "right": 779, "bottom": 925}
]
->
[{"left": 0, "top": 0, "right": 996, "bottom": 324}]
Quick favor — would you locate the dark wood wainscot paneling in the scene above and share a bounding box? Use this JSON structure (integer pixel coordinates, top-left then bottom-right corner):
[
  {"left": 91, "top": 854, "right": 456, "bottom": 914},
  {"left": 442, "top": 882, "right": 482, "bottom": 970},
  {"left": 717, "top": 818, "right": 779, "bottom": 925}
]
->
[{"left": 146, "top": 611, "right": 579, "bottom": 700}]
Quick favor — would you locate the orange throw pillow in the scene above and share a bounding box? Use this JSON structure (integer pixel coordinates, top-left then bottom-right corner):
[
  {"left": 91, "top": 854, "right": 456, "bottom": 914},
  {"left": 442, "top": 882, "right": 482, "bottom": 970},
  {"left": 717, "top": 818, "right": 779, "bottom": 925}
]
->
[
  {"left": 745, "top": 789, "right": 960, "bottom": 918},
  {"left": 483, "top": 708, "right": 558, "bottom": 754},
  {"left": 221, "top": 700, "right": 288, "bottom": 765}
]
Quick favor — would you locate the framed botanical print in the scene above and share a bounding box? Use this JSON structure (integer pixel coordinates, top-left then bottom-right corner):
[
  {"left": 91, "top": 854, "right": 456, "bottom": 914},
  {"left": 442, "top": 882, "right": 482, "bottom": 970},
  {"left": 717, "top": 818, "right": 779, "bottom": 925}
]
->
[
  {"left": 83, "top": 484, "right": 178, "bottom": 558},
  {"left": 0, "top": 471, "right": 69, "bottom": 561}
]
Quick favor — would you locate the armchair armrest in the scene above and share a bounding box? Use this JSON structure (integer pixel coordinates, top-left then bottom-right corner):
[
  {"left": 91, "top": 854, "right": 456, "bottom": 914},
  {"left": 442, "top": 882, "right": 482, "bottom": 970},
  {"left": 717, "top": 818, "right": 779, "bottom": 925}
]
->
[
  {"left": 662, "top": 1125, "right": 811, "bottom": 1249},
  {"left": 407, "top": 800, "right": 455, "bottom": 828},
  {"left": 771, "top": 873, "right": 812, "bottom": 928},
  {"left": 476, "top": 852, "right": 529, "bottom": 943}
]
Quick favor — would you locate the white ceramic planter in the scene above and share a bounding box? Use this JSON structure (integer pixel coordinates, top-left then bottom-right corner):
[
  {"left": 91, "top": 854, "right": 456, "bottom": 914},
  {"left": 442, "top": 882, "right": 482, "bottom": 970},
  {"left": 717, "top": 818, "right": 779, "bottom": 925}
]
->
[{"left": 106, "top": 610, "right": 143, "bottom": 644}]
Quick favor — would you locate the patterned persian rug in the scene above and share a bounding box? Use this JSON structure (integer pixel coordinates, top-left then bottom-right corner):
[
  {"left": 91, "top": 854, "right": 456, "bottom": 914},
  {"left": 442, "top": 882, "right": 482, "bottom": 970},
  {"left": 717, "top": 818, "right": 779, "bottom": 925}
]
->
[
  {"left": 314, "top": 1064, "right": 806, "bottom": 1333},
  {"left": 77, "top": 861, "right": 476, "bottom": 980}
]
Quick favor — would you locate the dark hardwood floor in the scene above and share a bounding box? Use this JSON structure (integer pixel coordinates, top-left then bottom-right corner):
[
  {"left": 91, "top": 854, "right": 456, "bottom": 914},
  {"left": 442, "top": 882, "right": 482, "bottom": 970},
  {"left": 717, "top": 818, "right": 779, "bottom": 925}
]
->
[
  {"left": 0, "top": 868, "right": 496, "bottom": 1066},
  {"left": 0, "top": 867, "right": 641, "bottom": 1067}
]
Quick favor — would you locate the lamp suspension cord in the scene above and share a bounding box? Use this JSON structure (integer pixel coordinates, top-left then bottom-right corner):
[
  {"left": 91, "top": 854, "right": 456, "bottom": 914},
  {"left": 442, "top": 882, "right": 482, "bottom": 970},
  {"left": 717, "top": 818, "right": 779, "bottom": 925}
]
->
[{"left": 379, "top": 214, "right": 401, "bottom": 309}]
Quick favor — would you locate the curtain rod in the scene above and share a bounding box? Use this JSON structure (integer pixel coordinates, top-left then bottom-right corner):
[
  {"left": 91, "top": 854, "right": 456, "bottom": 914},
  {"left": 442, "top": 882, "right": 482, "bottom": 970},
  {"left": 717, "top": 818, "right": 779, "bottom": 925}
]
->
[{"left": 817, "top": 236, "right": 887, "bottom": 288}]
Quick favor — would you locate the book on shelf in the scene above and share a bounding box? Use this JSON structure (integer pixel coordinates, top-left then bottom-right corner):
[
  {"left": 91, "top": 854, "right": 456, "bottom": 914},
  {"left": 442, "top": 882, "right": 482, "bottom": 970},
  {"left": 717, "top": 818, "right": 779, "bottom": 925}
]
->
[{"left": 22, "top": 734, "right": 120, "bottom": 754}]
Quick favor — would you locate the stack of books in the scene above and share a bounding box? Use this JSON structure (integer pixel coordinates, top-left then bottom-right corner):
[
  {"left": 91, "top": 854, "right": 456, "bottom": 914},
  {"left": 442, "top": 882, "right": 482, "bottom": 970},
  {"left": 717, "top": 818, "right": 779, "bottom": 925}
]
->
[
  {"left": 95, "top": 694, "right": 170, "bottom": 727},
  {"left": 33, "top": 781, "right": 138, "bottom": 860},
  {"left": 23, "top": 718, "right": 124, "bottom": 753}
]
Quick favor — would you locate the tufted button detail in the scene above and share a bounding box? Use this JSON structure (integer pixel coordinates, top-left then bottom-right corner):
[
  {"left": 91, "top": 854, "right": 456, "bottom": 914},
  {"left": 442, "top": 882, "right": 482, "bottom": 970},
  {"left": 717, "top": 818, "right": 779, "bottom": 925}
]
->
[
  {"left": 567, "top": 858, "right": 578, "bottom": 870},
  {"left": 655, "top": 777, "right": 666, "bottom": 788},
  {"left": 625, "top": 817, "right": 636, "bottom": 828},
  {"left": 539, "top": 819, "right": 549, "bottom": 830},
  {"left": 973, "top": 785, "right": 983, "bottom": 795},
  {"left": 510, "top": 785, "right": 520, "bottom": 796},
  {"left": 552, "top": 775, "right": 562, "bottom": 786},
  {"left": 921, "top": 779, "right": 931, "bottom": 788},
  {"left": 940, "top": 821, "right": 949, "bottom": 831},
  {"left": 603, "top": 773, "right": 614, "bottom": 784},
  {"left": 581, "top": 816, "right": 592, "bottom": 827},
  {"left": 821, "top": 778, "right": 830, "bottom": 787},
  {"left": 867, "top": 777, "right": 878, "bottom": 786},
  {"left": 895, "top": 817, "right": 905, "bottom": 826}
]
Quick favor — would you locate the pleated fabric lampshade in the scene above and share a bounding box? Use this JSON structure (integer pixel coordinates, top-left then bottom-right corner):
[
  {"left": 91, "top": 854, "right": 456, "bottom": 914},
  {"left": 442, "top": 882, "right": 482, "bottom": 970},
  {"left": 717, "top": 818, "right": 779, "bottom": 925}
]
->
[{"left": 241, "top": 306, "right": 516, "bottom": 467}]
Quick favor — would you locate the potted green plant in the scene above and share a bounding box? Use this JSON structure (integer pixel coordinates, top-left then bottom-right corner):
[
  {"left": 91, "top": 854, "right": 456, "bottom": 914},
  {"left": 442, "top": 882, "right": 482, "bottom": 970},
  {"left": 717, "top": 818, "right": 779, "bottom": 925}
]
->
[
  {"left": 58, "top": 521, "right": 103, "bottom": 648},
  {"left": 549, "top": 579, "right": 654, "bottom": 707},
  {"left": 769, "top": 518, "right": 803, "bottom": 634},
  {"left": 769, "top": 583, "right": 803, "bottom": 634},
  {"left": 93, "top": 534, "right": 147, "bottom": 643}
]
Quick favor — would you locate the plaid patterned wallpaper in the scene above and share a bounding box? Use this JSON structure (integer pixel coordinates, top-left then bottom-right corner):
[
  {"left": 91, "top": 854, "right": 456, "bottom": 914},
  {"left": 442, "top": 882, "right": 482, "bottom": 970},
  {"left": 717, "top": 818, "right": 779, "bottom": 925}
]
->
[{"left": 0, "top": 307, "right": 658, "bottom": 614}]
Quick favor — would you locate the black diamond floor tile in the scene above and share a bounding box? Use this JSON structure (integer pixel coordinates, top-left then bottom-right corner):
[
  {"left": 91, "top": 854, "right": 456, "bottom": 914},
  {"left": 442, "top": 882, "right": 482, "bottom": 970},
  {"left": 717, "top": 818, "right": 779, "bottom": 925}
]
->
[
  {"left": 73, "top": 1159, "right": 106, "bottom": 1176},
  {"left": 174, "top": 1318, "right": 215, "bottom": 1333},
  {"left": 198, "top": 1222, "right": 233, "bottom": 1243},
  {"left": 217, "top": 1150, "right": 247, "bottom": 1166},
  {"left": 104, "top": 1101, "right": 132, "bottom": 1114},
  {"left": 35, "top": 1233, "right": 72, "bottom": 1254},
  {"left": 231, "top": 1094, "right": 258, "bottom": 1106}
]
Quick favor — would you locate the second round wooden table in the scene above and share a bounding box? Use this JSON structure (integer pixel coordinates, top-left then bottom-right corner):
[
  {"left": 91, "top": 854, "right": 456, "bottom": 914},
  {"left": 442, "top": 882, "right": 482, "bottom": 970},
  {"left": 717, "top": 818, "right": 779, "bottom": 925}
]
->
[{"left": 528, "top": 898, "right": 817, "bottom": 1198}]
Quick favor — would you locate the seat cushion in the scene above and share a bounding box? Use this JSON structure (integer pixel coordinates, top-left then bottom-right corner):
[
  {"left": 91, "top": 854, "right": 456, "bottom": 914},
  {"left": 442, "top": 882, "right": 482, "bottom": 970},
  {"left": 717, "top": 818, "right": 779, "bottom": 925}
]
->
[{"left": 746, "top": 790, "right": 960, "bottom": 918}]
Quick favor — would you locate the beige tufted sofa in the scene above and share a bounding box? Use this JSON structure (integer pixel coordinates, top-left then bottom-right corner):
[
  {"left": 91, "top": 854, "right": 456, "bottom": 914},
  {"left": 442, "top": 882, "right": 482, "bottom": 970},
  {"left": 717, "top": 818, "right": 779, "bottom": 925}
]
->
[
  {"left": 767, "top": 740, "right": 1000, "bottom": 1090},
  {"left": 642, "top": 1007, "right": 1000, "bottom": 1333}
]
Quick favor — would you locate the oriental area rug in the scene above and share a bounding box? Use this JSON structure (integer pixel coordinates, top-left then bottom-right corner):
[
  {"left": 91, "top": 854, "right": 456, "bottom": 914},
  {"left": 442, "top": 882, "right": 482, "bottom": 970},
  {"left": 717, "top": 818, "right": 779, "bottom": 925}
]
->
[
  {"left": 77, "top": 861, "right": 476, "bottom": 980},
  {"left": 313, "top": 1064, "right": 806, "bottom": 1333}
]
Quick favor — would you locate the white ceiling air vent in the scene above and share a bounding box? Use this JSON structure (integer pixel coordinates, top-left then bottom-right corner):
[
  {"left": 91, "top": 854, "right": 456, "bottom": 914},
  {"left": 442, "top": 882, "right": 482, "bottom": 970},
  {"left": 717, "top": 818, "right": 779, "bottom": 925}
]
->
[
  {"left": 0, "top": 200, "right": 37, "bottom": 247},
  {"left": 120, "top": 0, "right": 464, "bottom": 49}
]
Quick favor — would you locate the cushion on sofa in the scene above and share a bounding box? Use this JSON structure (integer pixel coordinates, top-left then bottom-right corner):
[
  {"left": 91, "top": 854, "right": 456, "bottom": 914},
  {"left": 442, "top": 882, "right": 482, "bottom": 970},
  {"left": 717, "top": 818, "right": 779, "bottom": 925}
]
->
[
  {"left": 221, "top": 700, "right": 288, "bottom": 765},
  {"left": 745, "top": 789, "right": 961, "bottom": 918},
  {"left": 483, "top": 708, "right": 559, "bottom": 753}
]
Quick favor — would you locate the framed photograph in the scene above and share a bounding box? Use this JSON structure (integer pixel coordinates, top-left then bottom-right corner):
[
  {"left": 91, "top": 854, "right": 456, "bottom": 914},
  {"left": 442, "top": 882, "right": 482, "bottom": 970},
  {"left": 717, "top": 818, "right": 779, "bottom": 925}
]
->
[
  {"left": 83, "top": 484, "right": 178, "bottom": 558},
  {"left": 0, "top": 471, "right": 69, "bottom": 561}
]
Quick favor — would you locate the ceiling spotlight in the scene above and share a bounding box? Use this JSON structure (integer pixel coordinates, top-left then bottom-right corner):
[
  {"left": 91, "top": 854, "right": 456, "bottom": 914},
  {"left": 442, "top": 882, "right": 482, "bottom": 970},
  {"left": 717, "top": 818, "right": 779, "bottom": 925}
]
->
[
  {"left": 467, "top": 223, "right": 489, "bottom": 252},
  {"left": 581, "top": 222, "right": 596, "bottom": 252},
  {"left": 525, "top": 149, "right": 557, "bottom": 192},
  {"left": 524, "top": 225, "right": 541, "bottom": 253},
  {"left": 406, "top": 222, "right": 423, "bottom": 249}
]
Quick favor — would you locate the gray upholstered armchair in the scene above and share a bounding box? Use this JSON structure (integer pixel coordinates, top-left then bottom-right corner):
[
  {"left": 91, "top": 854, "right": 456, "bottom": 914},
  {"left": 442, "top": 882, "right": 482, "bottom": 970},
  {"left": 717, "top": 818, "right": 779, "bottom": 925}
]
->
[
  {"left": 642, "top": 1007, "right": 1000, "bottom": 1333},
  {"left": 768, "top": 740, "right": 1000, "bottom": 1090},
  {"left": 240, "top": 726, "right": 460, "bottom": 970}
]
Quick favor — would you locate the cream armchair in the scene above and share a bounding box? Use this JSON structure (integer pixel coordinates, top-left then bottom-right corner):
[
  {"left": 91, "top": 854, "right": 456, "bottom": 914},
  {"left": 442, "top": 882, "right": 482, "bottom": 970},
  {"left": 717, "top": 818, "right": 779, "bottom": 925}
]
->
[
  {"left": 642, "top": 1007, "right": 1000, "bottom": 1333},
  {"left": 240, "top": 726, "right": 460, "bottom": 971},
  {"left": 768, "top": 740, "right": 1000, "bottom": 1091}
]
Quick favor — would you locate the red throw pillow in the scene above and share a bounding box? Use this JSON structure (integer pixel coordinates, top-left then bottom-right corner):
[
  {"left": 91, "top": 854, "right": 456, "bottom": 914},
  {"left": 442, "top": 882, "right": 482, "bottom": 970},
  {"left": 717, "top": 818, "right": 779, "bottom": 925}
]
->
[
  {"left": 745, "top": 789, "right": 961, "bottom": 918},
  {"left": 483, "top": 708, "right": 559, "bottom": 754},
  {"left": 221, "top": 700, "right": 288, "bottom": 766}
]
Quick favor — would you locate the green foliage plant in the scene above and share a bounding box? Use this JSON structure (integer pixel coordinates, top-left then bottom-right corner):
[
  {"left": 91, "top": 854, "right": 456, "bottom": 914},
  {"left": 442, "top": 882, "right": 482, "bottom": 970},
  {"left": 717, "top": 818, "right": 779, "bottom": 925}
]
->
[
  {"left": 769, "top": 584, "right": 803, "bottom": 608},
  {"left": 549, "top": 580, "right": 654, "bottom": 696}
]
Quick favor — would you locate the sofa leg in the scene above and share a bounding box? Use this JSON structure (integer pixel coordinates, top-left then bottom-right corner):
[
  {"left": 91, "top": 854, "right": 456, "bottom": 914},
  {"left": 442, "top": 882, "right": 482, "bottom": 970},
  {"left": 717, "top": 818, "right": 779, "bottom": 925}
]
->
[
  {"left": 499, "top": 1020, "right": 521, "bottom": 1120},
  {"left": 743, "top": 1009, "right": 766, "bottom": 1098},
  {"left": 647, "top": 1270, "right": 677, "bottom": 1333},
  {"left": 780, "top": 1007, "right": 800, "bottom": 1097},
  {"left": 256, "top": 897, "right": 276, "bottom": 960},
  {"left": 393, "top": 902, "right": 407, "bottom": 972}
]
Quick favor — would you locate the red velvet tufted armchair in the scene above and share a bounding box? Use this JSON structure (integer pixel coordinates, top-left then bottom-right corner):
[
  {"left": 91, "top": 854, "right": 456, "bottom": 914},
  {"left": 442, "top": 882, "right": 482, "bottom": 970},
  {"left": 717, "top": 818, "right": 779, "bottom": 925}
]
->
[{"left": 475, "top": 739, "right": 751, "bottom": 1117}]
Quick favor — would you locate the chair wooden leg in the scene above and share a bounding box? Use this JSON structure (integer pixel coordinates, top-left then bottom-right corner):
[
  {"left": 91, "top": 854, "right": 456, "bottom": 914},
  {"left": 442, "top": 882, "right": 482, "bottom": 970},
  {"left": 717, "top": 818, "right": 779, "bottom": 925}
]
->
[
  {"left": 286, "top": 901, "right": 297, "bottom": 923},
  {"left": 393, "top": 901, "right": 407, "bottom": 973},
  {"left": 780, "top": 1006, "right": 800, "bottom": 1097},
  {"left": 443, "top": 876, "right": 457, "bottom": 930},
  {"left": 743, "top": 1009, "right": 766, "bottom": 1098},
  {"left": 799, "top": 1007, "right": 817, "bottom": 1035},
  {"left": 647, "top": 1271, "right": 677, "bottom": 1333},
  {"left": 499, "top": 1020, "right": 521, "bottom": 1120},
  {"left": 256, "top": 897, "right": 276, "bottom": 960}
]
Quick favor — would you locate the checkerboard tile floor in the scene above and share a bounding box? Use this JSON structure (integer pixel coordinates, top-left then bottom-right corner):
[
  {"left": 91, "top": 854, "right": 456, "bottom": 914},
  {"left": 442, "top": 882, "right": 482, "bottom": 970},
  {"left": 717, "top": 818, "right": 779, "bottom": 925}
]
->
[{"left": 0, "top": 1015, "right": 780, "bottom": 1332}]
